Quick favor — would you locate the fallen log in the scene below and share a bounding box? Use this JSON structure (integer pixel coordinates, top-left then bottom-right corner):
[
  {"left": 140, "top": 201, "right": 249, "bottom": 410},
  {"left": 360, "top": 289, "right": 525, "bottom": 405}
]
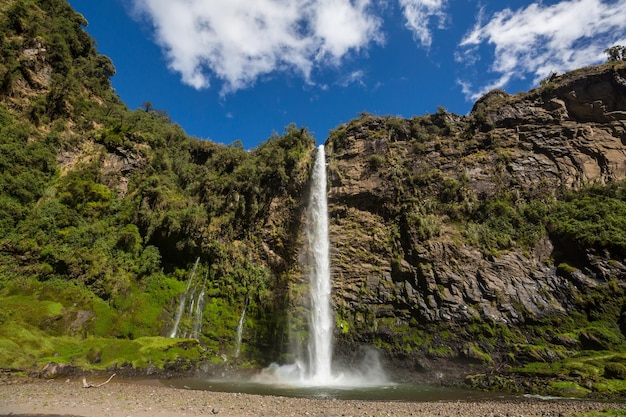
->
[{"left": 82, "top": 373, "right": 116, "bottom": 388}]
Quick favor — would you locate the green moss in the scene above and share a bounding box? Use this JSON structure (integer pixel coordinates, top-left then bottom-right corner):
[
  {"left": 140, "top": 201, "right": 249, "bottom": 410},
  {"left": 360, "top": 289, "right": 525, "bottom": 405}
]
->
[
  {"left": 557, "top": 262, "right": 577, "bottom": 274},
  {"left": 516, "top": 361, "right": 553, "bottom": 374},
  {"left": 577, "top": 323, "right": 624, "bottom": 350},
  {"left": 513, "top": 350, "right": 626, "bottom": 388},
  {"left": 203, "top": 297, "right": 240, "bottom": 348},
  {"left": 336, "top": 318, "right": 350, "bottom": 334},
  {"left": 0, "top": 321, "right": 60, "bottom": 367},
  {"left": 92, "top": 298, "right": 117, "bottom": 337},
  {"left": 0, "top": 283, "right": 207, "bottom": 371},
  {"left": 463, "top": 343, "right": 492, "bottom": 364},
  {"left": 591, "top": 378, "right": 626, "bottom": 397},
  {"left": 548, "top": 381, "right": 591, "bottom": 397},
  {"left": 513, "top": 343, "right": 567, "bottom": 363},
  {"left": 0, "top": 295, "right": 63, "bottom": 330},
  {"left": 428, "top": 346, "right": 454, "bottom": 358},
  {"left": 604, "top": 362, "right": 626, "bottom": 379},
  {"left": 209, "top": 354, "right": 228, "bottom": 364}
]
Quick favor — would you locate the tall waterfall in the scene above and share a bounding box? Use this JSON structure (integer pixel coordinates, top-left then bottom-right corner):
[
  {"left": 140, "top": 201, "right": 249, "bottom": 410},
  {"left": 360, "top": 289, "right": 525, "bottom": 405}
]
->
[
  {"left": 306, "top": 144, "right": 333, "bottom": 383},
  {"left": 255, "top": 144, "right": 388, "bottom": 387}
]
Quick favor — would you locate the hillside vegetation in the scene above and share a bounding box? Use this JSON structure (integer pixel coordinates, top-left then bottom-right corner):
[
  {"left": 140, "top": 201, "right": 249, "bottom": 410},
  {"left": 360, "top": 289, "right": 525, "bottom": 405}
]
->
[
  {"left": 0, "top": 0, "right": 315, "bottom": 372},
  {"left": 1, "top": 0, "right": 626, "bottom": 399}
]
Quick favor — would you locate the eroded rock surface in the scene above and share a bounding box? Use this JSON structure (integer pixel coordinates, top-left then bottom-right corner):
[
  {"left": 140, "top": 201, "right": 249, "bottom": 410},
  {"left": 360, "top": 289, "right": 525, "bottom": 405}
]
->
[{"left": 324, "top": 63, "right": 626, "bottom": 371}]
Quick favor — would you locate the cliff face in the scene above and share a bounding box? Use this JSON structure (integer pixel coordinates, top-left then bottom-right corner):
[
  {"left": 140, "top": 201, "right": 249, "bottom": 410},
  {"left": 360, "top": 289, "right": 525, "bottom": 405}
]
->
[
  {"left": 324, "top": 63, "right": 626, "bottom": 377},
  {"left": 3, "top": 1, "right": 626, "bottom": 389}
]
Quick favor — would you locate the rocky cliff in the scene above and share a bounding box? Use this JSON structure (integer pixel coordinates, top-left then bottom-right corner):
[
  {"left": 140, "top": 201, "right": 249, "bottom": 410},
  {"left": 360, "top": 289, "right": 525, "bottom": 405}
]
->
[
  {"left": 324, "top": 62, "right": 626, "bottom": 383},
  {"left": 2, "top": 0, "right": 626, "bottom": 396}
]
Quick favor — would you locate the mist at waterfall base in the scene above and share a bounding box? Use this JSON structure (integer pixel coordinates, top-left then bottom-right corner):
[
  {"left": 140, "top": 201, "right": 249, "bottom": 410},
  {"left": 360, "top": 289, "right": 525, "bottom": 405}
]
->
[
  {"left": 167, "top": 146, "right": 402, "bottom": 398},
  {"left": 163, "top": 376, "right": 509, "bottom": 402},
  {"left": 163, "top": 146, "right": 514, "bottom": 401},
  {"left": 251, "top": 145, "right": 390, "bottom": 388}
]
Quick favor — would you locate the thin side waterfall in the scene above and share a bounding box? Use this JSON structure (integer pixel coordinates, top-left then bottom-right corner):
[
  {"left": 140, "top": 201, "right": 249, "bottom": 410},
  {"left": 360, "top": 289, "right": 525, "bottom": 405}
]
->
[
  {"left": 169, "top": 257, "right": 200, "bottom": 338},
  {"left": 235, "top": 295, "right": 249, "bottom": 358},
  {"left": 190, "top": 277, "right": 206, "bottom": 340},
  {"left": 306, "top": 144, "right": 333, "bottom": 383}
]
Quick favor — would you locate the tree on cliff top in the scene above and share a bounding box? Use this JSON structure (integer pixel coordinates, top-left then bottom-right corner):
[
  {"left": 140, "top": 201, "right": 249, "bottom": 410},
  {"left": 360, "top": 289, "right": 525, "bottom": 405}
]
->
[{"left": 605, "top": 45, "right": 626, "bottom": 62}]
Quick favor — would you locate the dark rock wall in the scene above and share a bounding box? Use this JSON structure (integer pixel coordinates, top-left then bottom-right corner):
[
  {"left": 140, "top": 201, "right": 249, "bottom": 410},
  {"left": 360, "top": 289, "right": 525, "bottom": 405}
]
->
[{"left": 323, "top": 63, "right": 626, "bottom": 376}]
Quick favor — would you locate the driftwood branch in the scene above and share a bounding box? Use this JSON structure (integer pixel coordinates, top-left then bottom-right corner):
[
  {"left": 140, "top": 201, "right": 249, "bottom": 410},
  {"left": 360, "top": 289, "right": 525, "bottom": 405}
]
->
[{"left": 82, "top": 373, "right": 116, "bottom": 388}]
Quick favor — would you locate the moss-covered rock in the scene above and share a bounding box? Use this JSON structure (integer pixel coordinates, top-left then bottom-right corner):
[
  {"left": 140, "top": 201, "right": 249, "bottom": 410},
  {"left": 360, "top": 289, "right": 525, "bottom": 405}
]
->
[{"left": 604, "top": 362, "right": 626, "bottom": 380}]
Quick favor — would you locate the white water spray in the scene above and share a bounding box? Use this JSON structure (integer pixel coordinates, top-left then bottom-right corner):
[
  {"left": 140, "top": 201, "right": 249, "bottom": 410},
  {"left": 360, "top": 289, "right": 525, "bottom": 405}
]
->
[
  {"left": 306, "top": 144, "right": 333, "bottom": 383},
  {"left": 255, "top": 145, "right": 389, "bottom": 387}
]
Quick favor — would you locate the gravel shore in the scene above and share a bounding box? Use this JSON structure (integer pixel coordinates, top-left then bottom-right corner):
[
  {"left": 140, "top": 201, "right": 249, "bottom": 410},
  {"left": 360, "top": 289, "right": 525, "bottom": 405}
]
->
[{"left": 0, "top": 377, "right": 624, "bottom": 417}]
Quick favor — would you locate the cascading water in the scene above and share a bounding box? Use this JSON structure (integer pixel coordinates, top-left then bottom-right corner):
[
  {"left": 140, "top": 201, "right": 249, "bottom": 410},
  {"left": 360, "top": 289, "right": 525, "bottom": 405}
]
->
[
  {"left": 169, "top": 257, "right": 200, "bottom": 338},
  {"left": 235, "top": 295, "right": 249, "bottom": 358},
  {"left": 255, "top": 144, "right": 389, "bottom": 387},
  {"left": 190, "top": 276, "right": 206, "bottom": 340},
  {"left": 306, "top": 144, "right": 333, "bottom": 383}
]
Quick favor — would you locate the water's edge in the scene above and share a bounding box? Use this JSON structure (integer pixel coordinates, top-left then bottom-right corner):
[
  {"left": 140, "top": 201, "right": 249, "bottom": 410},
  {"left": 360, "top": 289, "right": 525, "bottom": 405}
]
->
[{"left": 161, "top": 377, "right": 518, "bottom": 402}]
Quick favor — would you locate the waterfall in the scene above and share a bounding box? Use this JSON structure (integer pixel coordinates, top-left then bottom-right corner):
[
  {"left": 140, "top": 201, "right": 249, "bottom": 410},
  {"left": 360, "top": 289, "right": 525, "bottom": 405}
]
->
[
  {"left": 190, "top": 274, "right": 206, "bottom": 340},
  {"left": 169, "top": 257, "right": 200, "bottom": 338},
  {"left": 306, "top": 144, "right": 333, "bottom": 383},
  {"left": 235, "top": 296, "right": 249, "bottom": 358},
  {"left": 254, "top": 144, "right": 389, "bottom": 387}
]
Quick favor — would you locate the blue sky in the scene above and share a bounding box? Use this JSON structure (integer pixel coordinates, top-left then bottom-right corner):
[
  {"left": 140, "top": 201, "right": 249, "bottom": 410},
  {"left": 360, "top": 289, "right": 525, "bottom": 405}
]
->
[{"left": 67, "top": 0, "right": 626, "bottom": 149}]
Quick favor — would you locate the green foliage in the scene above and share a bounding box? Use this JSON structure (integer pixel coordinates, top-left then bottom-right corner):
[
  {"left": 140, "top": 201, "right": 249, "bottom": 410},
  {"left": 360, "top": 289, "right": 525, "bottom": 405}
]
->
[
  {"left": 0, "top": 8, "right": 316, "bottom": 361},
  {"left": 461, "top": 193, "right": 547, "bottom": 254},
  {"left": 367, "top": 153, "right": 384, "bottom": 170},
  {"left": 116, "top": 224, "right": 142, "bottom": 254},
  {"left": 605, "top": 45, "right": 626, "bottom": 62},
  {"left": 405, "top": 212, "right": 441, "bottom": 240},
  {"left": 547, "top": 184, "right": 626, "bottom": 258},
  {"left": 0, "top": 25, "right": 314, "bottom": 359},
  {"left": 58, "top": 167, "right": 112, "bottom": 217},
  {"left": 327, "top": 127, "right": 349, "bottom": 150},
  {"left": 0, "top": 107, "right": 58, "bottom": 235}
]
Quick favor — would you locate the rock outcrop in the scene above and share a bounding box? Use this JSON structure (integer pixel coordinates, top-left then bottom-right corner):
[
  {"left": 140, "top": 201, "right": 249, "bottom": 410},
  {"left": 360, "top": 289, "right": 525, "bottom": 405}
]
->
[{"left": 324, "top": 62, "right": 626, "bottom": 375}]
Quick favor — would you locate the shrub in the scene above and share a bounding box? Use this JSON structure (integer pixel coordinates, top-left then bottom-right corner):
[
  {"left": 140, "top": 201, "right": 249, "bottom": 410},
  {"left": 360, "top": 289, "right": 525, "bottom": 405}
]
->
[{"left": 367, "top": 153, "right": 384, "bottom": 170}]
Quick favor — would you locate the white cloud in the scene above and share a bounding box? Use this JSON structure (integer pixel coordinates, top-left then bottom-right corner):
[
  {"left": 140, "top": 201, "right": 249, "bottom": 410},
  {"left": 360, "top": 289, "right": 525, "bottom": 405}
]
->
[
  {"left": 398, "top": 0, "right": 448, "bottom": 48},
  {"left": 131, "top": 0, "right": 382, "bottom": 94},
  {"left": 337, "top": 70, "right": 367, "bottom": 87},
  {"left": 457, "top": 0, "right": 626, "bottom": 101}
]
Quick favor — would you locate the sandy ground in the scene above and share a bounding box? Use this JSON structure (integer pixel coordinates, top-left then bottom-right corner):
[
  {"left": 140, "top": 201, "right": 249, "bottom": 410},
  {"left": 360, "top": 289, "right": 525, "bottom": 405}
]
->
[{"left": 0, "top": 377, "right": 624, "bottom": 417}]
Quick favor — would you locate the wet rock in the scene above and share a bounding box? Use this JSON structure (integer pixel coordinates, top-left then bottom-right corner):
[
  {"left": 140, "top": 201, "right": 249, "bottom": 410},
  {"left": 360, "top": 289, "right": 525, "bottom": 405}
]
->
[{"left": 40, "top": 362, "right": 76, "bottom": 379}]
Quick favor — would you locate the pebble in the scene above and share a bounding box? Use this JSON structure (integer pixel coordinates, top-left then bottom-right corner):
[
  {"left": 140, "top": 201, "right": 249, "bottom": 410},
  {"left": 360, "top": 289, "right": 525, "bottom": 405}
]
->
[{"left": 0, "top": 378, "right": 624, "bottom": 417}]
